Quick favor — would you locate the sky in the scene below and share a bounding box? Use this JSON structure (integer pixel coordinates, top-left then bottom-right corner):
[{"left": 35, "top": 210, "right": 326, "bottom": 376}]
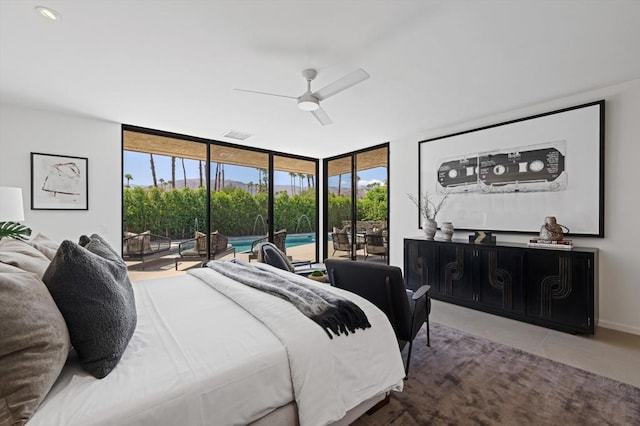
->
[{"left": 123, "top": 151, "right": 386, "bottom": 188}]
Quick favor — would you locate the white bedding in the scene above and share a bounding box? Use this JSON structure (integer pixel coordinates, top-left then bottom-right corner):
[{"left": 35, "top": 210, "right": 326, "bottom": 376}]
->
[
  {"left": 30, "top": 274, "right": 293, "bottom": 426},
  {"left": 190, "top": 263, "right": 405, "bottom": 426},
  {"left": 30, "top": 266, "right": 405, "bottom": 426}
]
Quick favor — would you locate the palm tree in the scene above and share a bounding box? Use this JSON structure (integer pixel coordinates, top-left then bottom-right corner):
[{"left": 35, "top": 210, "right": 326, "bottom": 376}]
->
[
  {"left": 171, "top": 156, "right": 176, "bottom": 189},
  {"left": 150, "top": 154, "right": 158, "bottom": 187},
  {"left": 198, "top": 160, "right": 204, "bottom": 187},
  {"left": 214, "top": 162, "right": 221, "bottom": 191},
  {"left": 159, "top": 178, "right": 166, "bottom": 190},
  {"left": 289, "top": 172, "right": 296, "bottom": 194},
  {"left": 124, "top": 173, "right": 133, "bottom": 187},
  {"left": 247, "top": 181, "right": 254, "bottom": 195},
  {"left": 181, "top": 158, "right": 187, "bottom": 188}
]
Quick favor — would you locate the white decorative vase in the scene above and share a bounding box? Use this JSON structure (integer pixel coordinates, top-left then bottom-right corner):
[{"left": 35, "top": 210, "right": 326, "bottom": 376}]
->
[
  {"left": 441, "top": 221, "right": 454, "bottom": 241},
  {"left": 422, "top": 219, "right": 437, "bottom": 240}
]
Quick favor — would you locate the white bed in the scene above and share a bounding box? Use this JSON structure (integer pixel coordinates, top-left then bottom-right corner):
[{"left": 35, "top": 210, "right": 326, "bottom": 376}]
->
[{"left": 29, "top": 264, "right": 405, "bottom": 426}]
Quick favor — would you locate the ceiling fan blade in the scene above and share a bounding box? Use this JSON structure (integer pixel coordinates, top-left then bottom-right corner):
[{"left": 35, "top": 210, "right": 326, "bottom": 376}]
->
[
  {"left": 313, "top": 68, "right": 370, "bottom": 101},
  {"left": 234, "top": 88, "right": 297, "bottom": 99},
  {"left": 311, "top": 107, "right": 333, "bottom": 126}
]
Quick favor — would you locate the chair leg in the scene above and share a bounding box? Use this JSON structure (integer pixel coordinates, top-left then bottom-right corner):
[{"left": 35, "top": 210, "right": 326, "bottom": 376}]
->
[
  {"left": 405, "top": 339, "right": 414, "bottom": 377},
  {"left": 426, "top": 317, "right": 430, "bottom": 347}
]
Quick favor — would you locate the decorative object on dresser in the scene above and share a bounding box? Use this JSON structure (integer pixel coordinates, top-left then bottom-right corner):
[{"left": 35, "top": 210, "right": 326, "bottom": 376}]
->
[
  {"left": 404, "top": 237, "right": 597, "bottom": 334},
  {"left": 418, "top": 100, "right": 604, "bottom": 237},
  {"left": 407, "top": 191, "right": 449, "bottom": 240},
  {"left": 468, "top": 231, "right": 496, "bottom": 244},
  {"left": 528, "top": 237, "right": 573, "bottom": 250},
  {"left": 31, "top": 152, "right": 88, "bottom": 210},
  {"left": 539, "top": 216, "right": 569, "bottom": 241},
  {"left": 0, "top": 186, "right": 31, "bottom": 239},
  {"left": 440, "top": 222, "right": 454, "bottom": 241}
]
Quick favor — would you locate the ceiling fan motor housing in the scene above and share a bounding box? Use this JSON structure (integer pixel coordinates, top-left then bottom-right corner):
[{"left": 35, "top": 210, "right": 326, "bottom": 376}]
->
[{"left": 297, "top": 92, "right": 319, "bottom": 111}]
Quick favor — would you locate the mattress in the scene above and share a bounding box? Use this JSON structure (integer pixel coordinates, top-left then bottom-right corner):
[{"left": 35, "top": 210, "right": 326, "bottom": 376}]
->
[{"left": 30, "top": 274, "right": 293, "bottom": 426}]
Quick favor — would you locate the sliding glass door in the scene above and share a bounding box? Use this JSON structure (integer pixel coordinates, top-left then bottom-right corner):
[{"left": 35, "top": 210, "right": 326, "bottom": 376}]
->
[
  {"left": 273, "top": 155, "right": 318, "bottom": 262},
  {"left": 324, "top": 143, "right": 389, "bottom": 262}
]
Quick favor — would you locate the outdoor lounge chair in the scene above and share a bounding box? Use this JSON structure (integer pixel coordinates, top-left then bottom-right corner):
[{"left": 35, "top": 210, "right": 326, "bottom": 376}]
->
[
  {"left": 122, "top": 231, "right": 172, "bottom": 269},
  {"left": 365, "top": 233, "right": 387, "bottom": 261},
  {"left": 174, "top": 231, "right": 235, "bottom": 270},
  {"left": 331, "top": 231, "right": 364, "bottom": 257}
]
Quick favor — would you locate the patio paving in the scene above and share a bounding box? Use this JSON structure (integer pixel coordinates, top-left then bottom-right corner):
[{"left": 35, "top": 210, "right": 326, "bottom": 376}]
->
[{"left": 127, "top": 241, "right": 383, "bottom": 282}]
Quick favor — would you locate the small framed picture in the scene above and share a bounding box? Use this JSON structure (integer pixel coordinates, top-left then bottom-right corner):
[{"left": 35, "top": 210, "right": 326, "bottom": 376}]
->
[{"left": 31, "top": 152, "right": 88, "bottom": 210}]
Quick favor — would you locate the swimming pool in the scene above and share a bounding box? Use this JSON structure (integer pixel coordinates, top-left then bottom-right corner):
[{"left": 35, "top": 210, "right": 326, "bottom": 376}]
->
[{"left": 228, "top": 232, "right": 316, "bottom": 253}]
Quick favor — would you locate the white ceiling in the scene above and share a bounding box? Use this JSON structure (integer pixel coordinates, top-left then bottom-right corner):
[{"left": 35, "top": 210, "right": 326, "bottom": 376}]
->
[{"left": 1, "top": 0, "right": 640, "bottom": 158}]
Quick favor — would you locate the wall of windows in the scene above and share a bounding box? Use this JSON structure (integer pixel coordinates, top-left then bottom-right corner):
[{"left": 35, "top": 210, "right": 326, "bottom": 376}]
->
[{"left": 122, "top": 126, "right": 318, "bottom": 268}]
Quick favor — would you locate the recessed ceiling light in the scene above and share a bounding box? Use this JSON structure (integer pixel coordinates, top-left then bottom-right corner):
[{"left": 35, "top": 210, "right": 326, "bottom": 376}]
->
[{"left": 35, "top": 6, "right": 61, "bottom": 21}]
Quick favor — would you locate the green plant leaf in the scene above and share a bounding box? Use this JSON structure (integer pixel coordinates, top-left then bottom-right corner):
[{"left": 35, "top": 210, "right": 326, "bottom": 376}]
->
[{"left": 0, "top": 222, "right": 32, "bottom": 239}]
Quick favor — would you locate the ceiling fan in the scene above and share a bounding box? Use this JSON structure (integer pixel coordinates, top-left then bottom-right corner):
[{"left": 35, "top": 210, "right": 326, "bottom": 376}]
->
[{"left": 234, "top": 68, "right": 370, "bottom": 126}]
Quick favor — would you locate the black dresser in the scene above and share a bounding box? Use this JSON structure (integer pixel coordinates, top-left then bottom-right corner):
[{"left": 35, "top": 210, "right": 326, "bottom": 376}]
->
[{"left": 404, "top": 237, "right": 598, "bottom": 334}]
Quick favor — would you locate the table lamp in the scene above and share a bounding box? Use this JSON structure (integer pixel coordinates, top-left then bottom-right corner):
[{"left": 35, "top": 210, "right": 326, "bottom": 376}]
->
[{"left": 0, "top": 186, "right": 32, "bottom": 239}]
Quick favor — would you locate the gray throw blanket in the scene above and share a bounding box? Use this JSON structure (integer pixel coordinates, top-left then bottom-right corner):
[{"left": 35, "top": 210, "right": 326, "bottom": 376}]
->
[{"left": 204, "top": 260, "right": 370, "bottom": 339}]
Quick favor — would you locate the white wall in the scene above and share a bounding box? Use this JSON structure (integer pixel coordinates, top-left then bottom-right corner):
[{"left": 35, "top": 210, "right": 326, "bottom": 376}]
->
[
  {"left": 0, "top": 104, "right": 121, "bottom": 248},
  {"left": 390, "top": 78, "right": 640, "bottom": 335}
]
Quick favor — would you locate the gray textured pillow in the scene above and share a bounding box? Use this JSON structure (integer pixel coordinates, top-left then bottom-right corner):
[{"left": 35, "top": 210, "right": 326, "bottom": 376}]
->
[
  {"left": 42, "top": 234, "right": 137, "bottom": 379},
  {"left": 0, "top": 263, "right": 71, "bottom": 425}
]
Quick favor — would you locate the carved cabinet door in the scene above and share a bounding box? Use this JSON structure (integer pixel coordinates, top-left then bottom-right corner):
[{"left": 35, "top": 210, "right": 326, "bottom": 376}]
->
[
  {"left": 437, "top": 244, "right": 474, "bottom": 303},
  {"left": 524, "top": 250, "right": 593, "bottom": 332},
  {"left": 476, "top": 247, "right": 525, "bottom": 314},
  {"left": 403, "top": 239, "right": 437, "bottom": 292}
]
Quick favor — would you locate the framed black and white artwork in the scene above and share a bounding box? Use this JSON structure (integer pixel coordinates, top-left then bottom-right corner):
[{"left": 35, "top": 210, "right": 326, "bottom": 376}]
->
[
  {"left": 31, "top": 152, "right": 88, "bottom": 210},
  {"left": 418, "top": 100, "right": 604, "bottom": 237}
]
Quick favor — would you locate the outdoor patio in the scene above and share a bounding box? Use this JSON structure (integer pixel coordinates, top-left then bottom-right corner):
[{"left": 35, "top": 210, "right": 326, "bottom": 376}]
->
[{"left": 126, "top": 241, "right": 384, "bottom": 282}]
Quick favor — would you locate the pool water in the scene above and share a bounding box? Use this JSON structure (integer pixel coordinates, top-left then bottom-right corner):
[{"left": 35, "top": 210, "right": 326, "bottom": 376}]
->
[{"left": 228, "top": 232, "right": 316, "bottom": 253}]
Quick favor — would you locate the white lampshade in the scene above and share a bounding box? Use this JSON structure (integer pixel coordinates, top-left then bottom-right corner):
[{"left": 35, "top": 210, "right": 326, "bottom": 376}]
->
[{"left": 0, "top": 187, "right": 25, "bottom": 222}]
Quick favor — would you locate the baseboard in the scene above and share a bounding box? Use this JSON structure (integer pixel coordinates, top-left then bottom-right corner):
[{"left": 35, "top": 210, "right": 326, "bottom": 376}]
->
[{"left": 597, "top": 319, "right": 640, "bottom": 336}]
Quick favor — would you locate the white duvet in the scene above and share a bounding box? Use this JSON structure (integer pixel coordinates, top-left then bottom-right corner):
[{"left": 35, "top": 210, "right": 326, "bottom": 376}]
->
[
  {"left": 189, "top": 263, "right": 405, "bottom": 426},
  {"left": 30, "top": 266, "right": 405, "bottom": 426}
]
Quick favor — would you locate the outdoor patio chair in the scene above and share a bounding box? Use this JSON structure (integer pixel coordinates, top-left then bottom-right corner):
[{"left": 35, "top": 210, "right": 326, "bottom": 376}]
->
[
  {"left": 175, "top": 231, "right": 235, "bottom": 270},
  {"left": 122, "top": 231, "right": 172, "bottom": 269},
  {"left": 331, "top": 231, "right": 363, "bottom": 257},
  {"left": 365, "top": 233, "right": 387, "bottom": 261}
]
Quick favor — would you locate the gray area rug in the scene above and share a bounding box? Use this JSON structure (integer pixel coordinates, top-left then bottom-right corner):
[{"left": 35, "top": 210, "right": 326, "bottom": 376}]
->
[{"left": 354, "top": 322, "right": 640, "bottom": 426}]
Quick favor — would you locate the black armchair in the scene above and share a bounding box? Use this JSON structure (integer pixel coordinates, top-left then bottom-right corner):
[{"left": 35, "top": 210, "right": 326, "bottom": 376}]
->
[
  {"left": 324, "top": 259, "right": 430, "bottom": 376},
  {"left": 256, "top": 242, "right": 313, "bottom": 272},
  {"left": 256, "top": 242, "right": 294, "bottom": 272}
]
